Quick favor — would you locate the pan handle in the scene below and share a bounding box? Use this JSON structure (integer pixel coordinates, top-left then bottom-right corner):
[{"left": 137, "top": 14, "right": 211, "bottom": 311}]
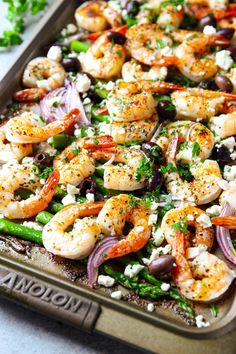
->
[{"left": 0, "top": 263, "right": 100, "bottom": 332}]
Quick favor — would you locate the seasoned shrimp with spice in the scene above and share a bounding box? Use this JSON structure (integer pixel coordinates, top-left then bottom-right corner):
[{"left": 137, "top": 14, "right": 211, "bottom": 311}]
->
[
  {"left": 43, "top": 202, "right": 104, "bottom": 259},
  {"left": 97, "top": 194, "right": 151, "bottom": 259},
  {"left": 23, "top": 57, "right": 66, "bottom": 91}
]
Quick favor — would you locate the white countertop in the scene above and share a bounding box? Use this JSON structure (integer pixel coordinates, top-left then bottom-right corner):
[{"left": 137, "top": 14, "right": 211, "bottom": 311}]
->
[{"left": 0, "top": 3, "right": 144, "bottom": 353}]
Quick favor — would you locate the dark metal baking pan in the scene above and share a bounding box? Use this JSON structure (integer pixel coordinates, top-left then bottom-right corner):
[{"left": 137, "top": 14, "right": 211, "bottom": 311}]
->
[{"left": 0, "top": 1, "right": 236, "bottom": 353}]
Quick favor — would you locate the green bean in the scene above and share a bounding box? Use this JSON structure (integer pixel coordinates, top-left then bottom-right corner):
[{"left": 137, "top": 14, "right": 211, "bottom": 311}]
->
[
  {"left": 93, "top": 86, "right": 109, "bottom": 99},
  {"left": 94, "top": 166, "right": 104, "bottom": 178},
  {"left": 49, "top": 134, "right": 76, "bottom": 149},
  {"left": 0, "top": 219, "right": 42, "bottom": 245},
  {"left": 91, "top": 175, "right": 108, "bottom": 196},
  {"left": 48, "top": 201, "right": 64, "bottom": 214},
  {"left": 36, "top": 211, "right": 53, "bottom": 225},
  {"left": 55, "top": 186, "right": 67, "bottom": 199},
  {"left": 91, "top": 104, "right": 110, "bottom": 123},
  {"left": 70, "top": 40, "right": 90, "bottom": 52}
]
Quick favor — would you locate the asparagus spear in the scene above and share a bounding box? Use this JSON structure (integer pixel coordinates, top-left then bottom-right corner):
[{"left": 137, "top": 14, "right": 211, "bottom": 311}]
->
[{"left": 0, "top": 219, "right": 42, "bottom": 245}]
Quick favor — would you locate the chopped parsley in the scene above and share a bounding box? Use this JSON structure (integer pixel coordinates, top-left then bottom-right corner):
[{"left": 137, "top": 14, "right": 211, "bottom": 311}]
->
[
  {"left": 129, "top": 194, "right": 140, "bottom": 207},
  {"left": 210, "top": 304, "right": 218, "bottom": 318},
  {"left": 159, "top": 162, "right": 177, "bottom": 174},
  {"left": 192, "top": 142, "right": 200, "bottom": 158},
  {"left": 135, "top": 157, "right": 154, "bottom": 181},
  {"left": 160, "top": 0, "right": 184, "bottom": 9},
  {"left": 172, "top": 219, "right": 188, "bottom": 233},
  {"left": 71, "top": 142, "right": 79, "bottom": 155},
  {"left": 7, "top": 101, "right": 19, "bottom": 112},
  {"left": 93, "top": 138, "right": 99, "bottom": 145},
  {"left": 177, "top": 163, "right": 193, "bottom": 182},
  {"left": 37, "top": 167, "right": 53, "bottom": 180}
]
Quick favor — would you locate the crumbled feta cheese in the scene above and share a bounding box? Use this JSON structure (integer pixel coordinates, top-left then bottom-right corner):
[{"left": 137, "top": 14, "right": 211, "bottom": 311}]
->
[
  {"left": 160, "top": 66, "right": 168, "bottom": 78},
  {"left": 177, "top": 4, "right": 182, "bottom": 10},
  {"left": 187, "top": 214, "right": 194, "bottom": 221},
  {"left": 22, "top": 221, "right": 43, "bottom": 231},
  {"left": 66, "top": 23, "right": 77, "bottom": 34},
  {"left": 67, "top": 184, "right": 80, "bottom": 195},
  {"left": 161, "top": 283, "right": 170, "bottom": 291},
  {"left": 148, "top": 214, "right": 158, "bottom": 225},
  {"left": 221, "top": 137, "right": 236, "bottom": 152},
  {"left": 195, "top": 315, "right": 210, "bottom": 328},
  {"left": 150, "top": 244, "right": 172, "bottom": 262},
  {"left": 215, "top": 50, "right": 233, "bottom": 71},
  {"left": 223, "top": 165, "right": 236, "bottom": 182},
  {"left": 196, "top": 214, "right": 212, "bottom": 228},
  {"left": 124, "top": 264, "right": 144, "bottom": 278},
  {"left": 142, "top": 257, "right": 151, "bottom": 265},
  {"left": 105, "top": 81, "right": 116, "bottom": 91},
  {"left": 86, "top": 193, "right": 95, "bottom": 202},
  {"left": 47, "top": 46, "right": 62, "bottom": 62},
  {"left": 40, "top": 179, "right": 46, "bottom": 185},
  {"left": 83, "top": 97, "right": 91, "bottom": 105},
  {"left": 87, "top": 127, "right": 95, "bottom": 136},
  {"left": 136, "top": 226, "right": 144, "bottom": 232},
  {"left": 75, "top": 74, "right": 91, "bottom": 92},
  {"left": 61, "top": 194, "right": 76, "bottom": 205},
  {"left": 203, "top": 25, "right": 216, "bottom": 35},
  {"left": 218, "top": 179, "right": 229, "bottom": 190},
  {"left": 209, "top": 0, "right": 227, "bottom": 10},
  {"left": 39, "top": 142, "right": 57, "bottom": 156},
  {"left": 160, "top": 46, "right": 173, "bottom": 56},
  {"left": 147, "top": 303, "right": 155, "bottom": 312},
  {"left": 110, "top": 290, "right": 122, "bottom": 300},
  {"left": 37, "top": 79, "right": 51, "bottom": 91},
  {"left": 230, "top": 152, "right": 236, "bottom": 160},
  {"left": 186, "top": 245, "right": 208, "bottom": 260},
  {"left": 152, "top": 226, "right": 164, "bottom": 246},
  {"left": 151, "top": 201, "right": 159, "bottom": 211},
  {"left": 98, "top": 275, "right": 115, "bottom": 287},
  {"left": 206, "top": 204, "right": 222, "bottom": 216}
]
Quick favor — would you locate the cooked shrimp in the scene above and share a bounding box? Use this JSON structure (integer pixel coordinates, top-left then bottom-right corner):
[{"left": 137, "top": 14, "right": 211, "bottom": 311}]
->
[
  {"left": 161, "top": 206, "right": 214, "bottom": 250},
  {"left": 126, "top": 24, "right": 175, "bottom": 66},
  {"left": 5, "top": 109, "right": 79, "bottom": 144},
  {"left": 0, "top": 126, "right": 32, "bottom": 164},
  {"left": 208, "top": 111, "right": 236, "bottom": 139},
  {"left": 186, "top": 0, "right": 229, "bottom": 11},
  {"left": 43, "top": 202, "right": 104, "bottom": 259},
  {"left": 98, "top": 114, "right": 158, "bottom": 144},
  {"left": 81, "top": 32, "right": 125, "bottom": 79},
  {"left": 53, "top": 135, "right": 116, "bottom": 186},
  {"left": 164, "top": 134, "right": 222, "bottom": 204},
  {"left": 13, "top": 88, "right": 47, "bottom": 102},
  {"left": 155, "top": 121, "right": 214, "bottom": 162},
  {"left": 171, "top": 231, "right": 234, "bottom": 302},
  {"left": 171, "top": 89, "right": 236, "bottom": 121},
  {"left": 75, "top": 1, "right": 121, "bottom": 32},
  {"left": 23, "top": 57, "right": 66, "bottom": 91},
  {"left": 219, "top": 180, "right": 236, "bottom": 210},
  {"left": 122, "top": 60, "right": 167, "bottom": 82},
  {"left": 97, "top": 194, "right": 151, "bottom": 259},
  {"left": 0, "top": 163, "right": 59, "bottom": 219},
  {"left": 107, "top": 80, "right": 183, "bottom": 122}
]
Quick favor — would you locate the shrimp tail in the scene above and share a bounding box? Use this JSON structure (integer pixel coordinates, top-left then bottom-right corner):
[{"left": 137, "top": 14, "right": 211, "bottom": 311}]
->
[
  {"left": 14, "top": 88, "right": 47, "bottom": 102},
  {"left": 82, "top": 135, "right": 116, "bottom": 150},
  {"left": 87, "top": 24, "right": 127, "bottom": 41},
  {"left": 189, "top": 4, "right": 236, "bottom": 20},
  {"left": 152, "top": 56, "right": 179, "bottom": 67},
  {"left": 212, "top": 216, "right": 236, "bottom": 229},
  {"left": 41, "top": 169, "right": 60, "bottom": 202}
]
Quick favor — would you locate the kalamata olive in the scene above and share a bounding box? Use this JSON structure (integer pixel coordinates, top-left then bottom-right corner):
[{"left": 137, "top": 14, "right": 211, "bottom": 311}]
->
[
  {"left": 126, "top": 1, "right": 140, "bottom": 17},
  {"left": 211, "top": 144, "right": 232, "bottom": 168},
  {"left": 227, "top": 45, "right": 236, "bottom": 62},
  {"left": 142, "top": 142, "right": 164, "bottom": 163},
  {"left": 215, "top": 74, "right": 233, "bottom": 93},
  {"left": 198, "top": 15, "right": 216, "bottom": 32},
  {"left": 34, "top": 152, "right": 51, "bottom": 166},
  {"left": 157, "top": 100, "right": 176, "bottom": 120},
  {"left": 148, "top": 255, "right": 176, "bottom": 275},
  {"left": 106, "top": 31, "right": 127, "bottom": 45},
  {"left": 198, "top": 78, "right": 218, "bottom": 90},
  {"left": 79, "top": 178, "right": 97, "bottom": 196},
  {"left": 62, "top": 57, "right": 81, "bottom": 72},
  {"left": 147, "top": 168, "right": 164, "bottom": 191},
  {"left": 86, "top": 89, "right": 102, "bottom": 103},
  {"left": 216, "top": 28, "right": 235, "bottom": 40}
]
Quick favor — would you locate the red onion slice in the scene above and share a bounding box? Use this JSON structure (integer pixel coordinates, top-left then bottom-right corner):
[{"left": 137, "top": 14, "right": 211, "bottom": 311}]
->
[
  {"left": 216, "top": 203, "right": 236, "bottom": 265},
  {"left": 87, "top": 237, "right": 119, "bottom": 287}
]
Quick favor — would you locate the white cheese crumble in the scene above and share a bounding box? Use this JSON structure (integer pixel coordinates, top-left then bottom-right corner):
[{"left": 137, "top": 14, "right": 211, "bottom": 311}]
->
[
  {"left": 152, "top": 226, "right": 165, "bottom": 246},
  {"left": 149, "top": 244, "right": 172, "bottom": 262},
  {"left": 148, "top": 214, "right": 158, "bottom": 225},
  {"left": 160, "top": 66, "right": 168, "bottom": 79},
  {"left": 37, "top": 79, "right": 51, "bottom": 91},
  {"left": 47, "top": 46, "right": 62, "bottom": 62},
  {"left": 105, "top": 81, "right": 116, "bottom": 91},
  {"left": 86, "top": 193, "right": 95, "bottom": 202},
  {"left": 206, "top": 205, "right": 222, "bottom": 216},
  {"left": 160, "top": 46, "right": 173, "bottom": 56},
  {"left": 215, "top": 50, "right": 233, "bottom": 71},
  {"left": 147, "top": 303, "right": 155, "bottom": 312},
  {"left": 223, "top": 165, "right": 236, "bottom": 182},
  {"left": 195, "top": 315, "right": 210, "bottom": 328},
  {"left": 203, "top": 25, "right": 216, "bottom": 35},
  {"left": 97, "top": 275, "right": 115, "bottom": 287},
  {"left": 66, "top": 23, "right": 77, "bottom": 34},
  {"left": 151, "top": 201, "right": 159, "bottom": 211},
  {"left": 22, "top": 221, "right": 43, "bottom": 231},
  {"left": 218, "top": 179, "right": 229, "bottom": 190},
  {"left": 75, "top": 73, "right": 91, "bottom": 92},
  {"left": 160, "top": 283, "right": 170, "bottom": 292},
  {"left": 110, "top": 290, "right": 122, "bottom": 300},
  {"left": 136, "top": 226, "right": 144, "bottom": 232},
  {"left": 221, "top": 137, "right": 236, "bottom": 153},
  {"left": 186, "top": 245, "right": 208, "bottom": 260},
  {"left": 196, "top": 214, "right": 212, "bottom": 228},
  {"left": 67, "top": 184, "right": 80, "bottom": 195},
  {"left": 124, "top": 264, "right": 144, "bottom": 278},
  {"left": 187, "top": 214, "right": 194, "bottom": 221},
  {"left": 61, "top": 194, "right": 76, "bottom": 205}
]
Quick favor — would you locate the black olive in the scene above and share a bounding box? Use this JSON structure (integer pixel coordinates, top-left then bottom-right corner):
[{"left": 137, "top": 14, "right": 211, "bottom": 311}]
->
[
  {"left": 126, "top": 1, "right": 140, "bottom": 17},
  {"left": 216, "top": 28, "right": 235, "bottom": 40},
  {"left": 215, "top": 74, "right": 233, "bottom": 93},
  {"left": 228, "top": 45, "right": 236, "bottom": 62},
  {"left": 142, "top": 142, "right": 164, "bottom": 163},
  {"left": 86, "top": 89, "right": 102, "bottom": 103},
  {"left": 147, "top": 167, "right": 164, "bottom": 192},
  {"left": 157, "top": 100, "right": 176, "bottom": 120},
  {"left": 199, "top": 78, "right": 218, "bottom": 90},
  {"left": 62, "top": 57, "right": 81, "bottom": 72},
  {"left": 34, "top": 153, "right": 51, "bottom": 166},
  {"left": 198, "top": 15, "right": 216, "bottom": 32},
  {"left": 211, "top": 144, "right": 232, "bottom": 168},
  {"left": 79, "top": 178, "right": 97, "bottom": 196},
  {"left": 106, "top": 31, "right": 127, "bottom": 45},
  {"left": 148, "top": 255, "right": 176, "bottom": 276}
]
